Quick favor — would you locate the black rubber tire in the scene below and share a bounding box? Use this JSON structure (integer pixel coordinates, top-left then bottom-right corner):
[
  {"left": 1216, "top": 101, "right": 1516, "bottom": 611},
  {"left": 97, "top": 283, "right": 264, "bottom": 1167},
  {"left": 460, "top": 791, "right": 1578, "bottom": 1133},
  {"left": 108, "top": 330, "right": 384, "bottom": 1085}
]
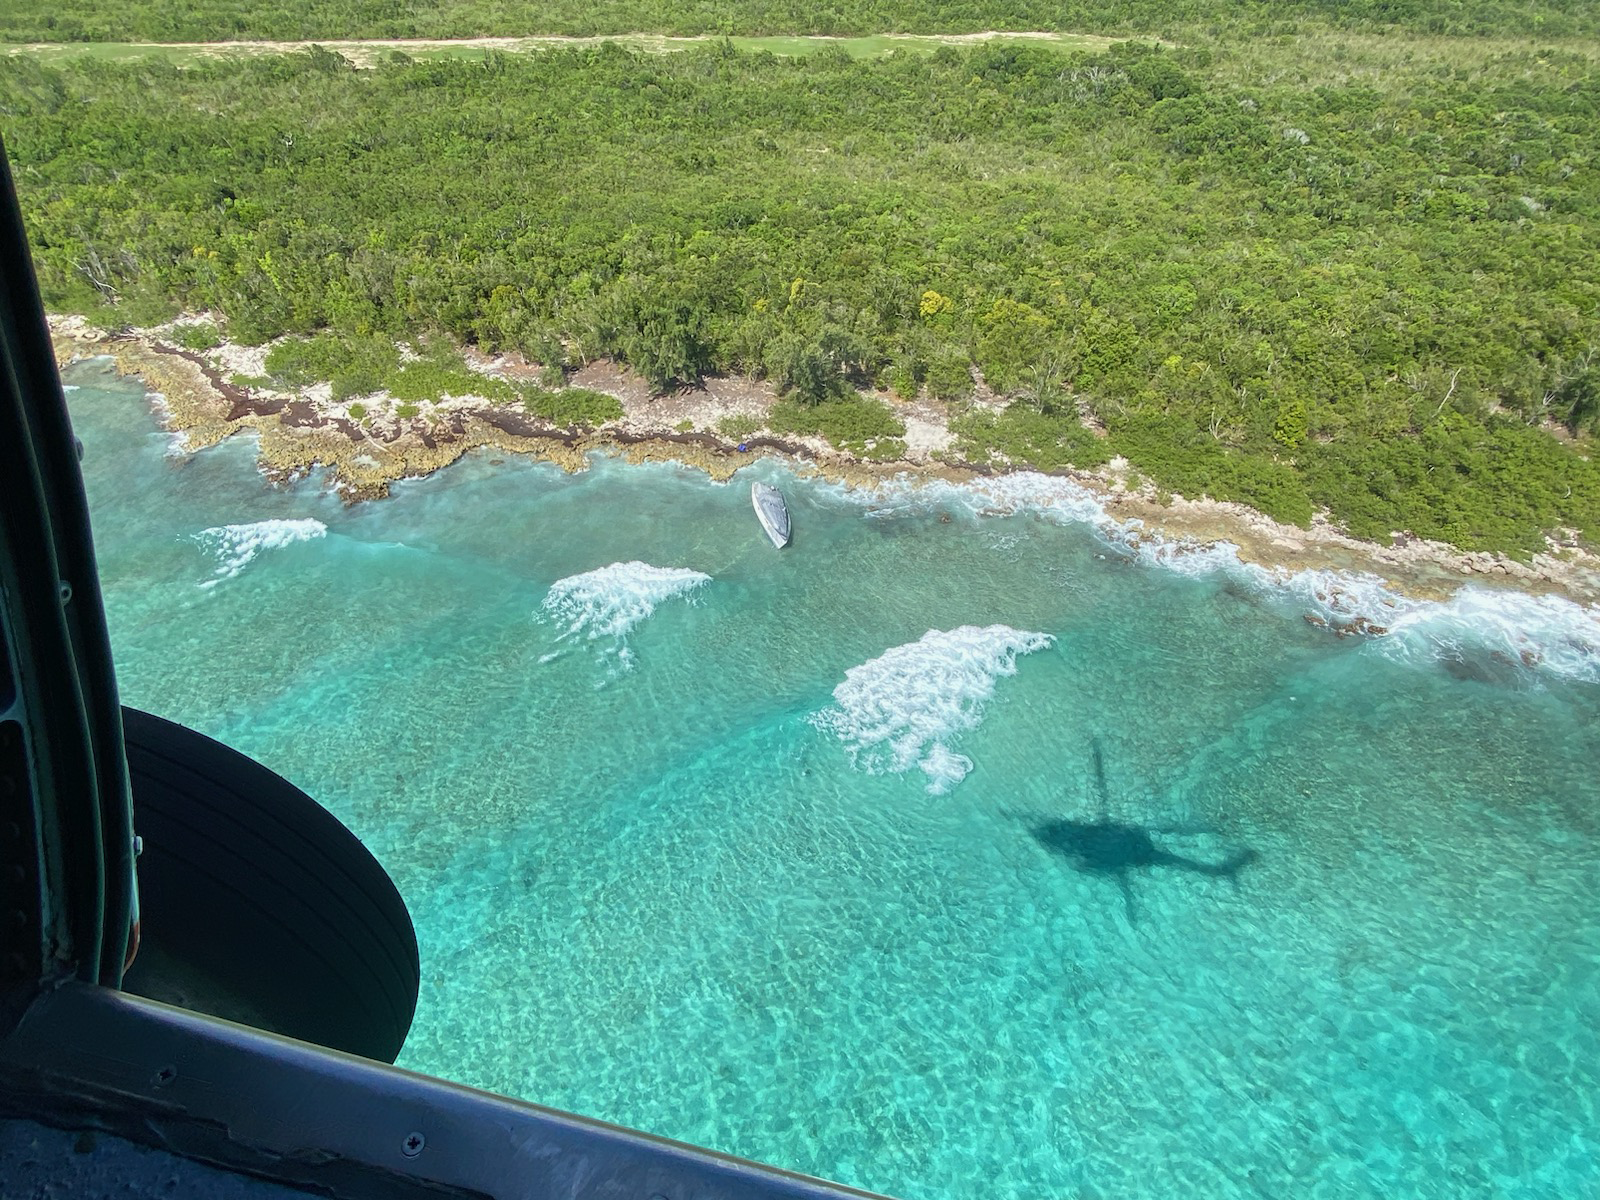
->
[{"left": 120, "top": 707, "right": 420, "bottom": 1063}]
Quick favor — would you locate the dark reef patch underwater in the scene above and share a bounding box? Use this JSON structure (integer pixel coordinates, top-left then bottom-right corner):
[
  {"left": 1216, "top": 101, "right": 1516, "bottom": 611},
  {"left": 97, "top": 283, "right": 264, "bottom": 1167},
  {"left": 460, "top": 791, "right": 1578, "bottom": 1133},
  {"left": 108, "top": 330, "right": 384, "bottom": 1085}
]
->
[{"left": 68, "top": 364, "right": 1600, "bottom": 1198}]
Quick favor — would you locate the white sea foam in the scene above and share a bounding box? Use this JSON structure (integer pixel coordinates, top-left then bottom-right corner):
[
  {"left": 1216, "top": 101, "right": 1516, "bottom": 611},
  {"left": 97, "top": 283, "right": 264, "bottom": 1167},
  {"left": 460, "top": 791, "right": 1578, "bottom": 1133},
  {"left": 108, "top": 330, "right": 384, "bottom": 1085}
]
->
[
  {"left": 1127, "top": 532, "right": 1248, "bottom": 578},
  {"left": 1250, "top": 563, "right": 1407, "bottom": 621},
  {"left": 1369, "top": 588, "right": 1600, "bottom": 684},
  {"left": 61, "top": 384, "right": 80, "bottom": 392},
  {"left": 193, "top": 518, "right": 327, "bottom": 588},
  {"left": 918, "top": 744, "right": 977, "bottom": 795},
  {"left": 848, "top": 470, "right": 1110, "bottom": 529},
  {"left": 819, "top": 470, "right": 1600, "bottom": 685},
  {"left": 1131, "top": 539, "right": 1600, "bottom": 685},
  {"left": 540, "top": 561, "right": 710, "bottom": 668},
  {"left": 813, "top": 625, "right": 1053, "bottom": 794},
  {"left": 1160, "top": 553, "right": 1600, "bottom": 685}
]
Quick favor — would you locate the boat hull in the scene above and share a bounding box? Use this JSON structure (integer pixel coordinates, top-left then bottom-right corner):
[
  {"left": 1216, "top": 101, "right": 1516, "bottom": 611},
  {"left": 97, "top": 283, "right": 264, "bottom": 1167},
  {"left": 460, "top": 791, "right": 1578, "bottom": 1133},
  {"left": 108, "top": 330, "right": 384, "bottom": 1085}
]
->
[{"left": 751, "top": 482, "right": 791, "bottom": 548}]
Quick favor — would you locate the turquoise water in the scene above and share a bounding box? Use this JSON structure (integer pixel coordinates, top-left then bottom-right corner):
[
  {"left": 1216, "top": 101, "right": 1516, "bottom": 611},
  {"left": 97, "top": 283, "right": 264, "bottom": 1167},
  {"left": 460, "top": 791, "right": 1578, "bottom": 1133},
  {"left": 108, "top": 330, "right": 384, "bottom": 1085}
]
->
[{"left": 66, "top": 360, "right": 1600, "bottom": 1198}]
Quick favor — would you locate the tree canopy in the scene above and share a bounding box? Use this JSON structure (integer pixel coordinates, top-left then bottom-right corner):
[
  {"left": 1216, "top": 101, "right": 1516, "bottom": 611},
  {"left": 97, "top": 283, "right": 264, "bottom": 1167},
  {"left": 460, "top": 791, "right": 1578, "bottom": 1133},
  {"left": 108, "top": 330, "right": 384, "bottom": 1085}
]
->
[{"left": 2, "top": 35, "right": 1596, "bottom": 554}]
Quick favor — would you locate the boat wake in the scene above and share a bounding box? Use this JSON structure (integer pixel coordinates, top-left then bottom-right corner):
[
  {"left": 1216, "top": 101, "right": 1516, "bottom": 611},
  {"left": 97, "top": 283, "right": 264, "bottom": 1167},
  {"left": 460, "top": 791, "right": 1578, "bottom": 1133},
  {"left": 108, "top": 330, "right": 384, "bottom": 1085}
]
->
[
  {"left": 540, "top": 561, "right": 710, "bottom": 670},
  {"left": 839, "top": 471, "right": 1600, "bottom": 686},
  {"left": 813, "top": 625, "right": 1053, "bottom": 794},
  {"left": 193, "top": 518, "right": 327, "bottom": 589}
]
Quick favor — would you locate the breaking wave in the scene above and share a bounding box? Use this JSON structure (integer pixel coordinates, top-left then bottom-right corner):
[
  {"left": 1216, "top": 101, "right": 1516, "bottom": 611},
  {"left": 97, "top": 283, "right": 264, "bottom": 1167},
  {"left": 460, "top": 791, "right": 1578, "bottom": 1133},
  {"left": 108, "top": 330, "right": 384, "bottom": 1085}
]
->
[
  {"left": 1364, "top": 588, "right": 1600, "bottom": 685},
  {"left": 540, "top": 561, "right": 710, "bottom": 670},
  {"left": 1155, "top": 557, "right": 1598, "bottom": 686},
  {"left": 813, "top": 625, "right": 1054, "bottom": 794},
  {"left": 193, "top": 518, "right": 327, "bottom": 588},
  {"left": 826, "top": 470, "right": 1599, "bottom": 686}
]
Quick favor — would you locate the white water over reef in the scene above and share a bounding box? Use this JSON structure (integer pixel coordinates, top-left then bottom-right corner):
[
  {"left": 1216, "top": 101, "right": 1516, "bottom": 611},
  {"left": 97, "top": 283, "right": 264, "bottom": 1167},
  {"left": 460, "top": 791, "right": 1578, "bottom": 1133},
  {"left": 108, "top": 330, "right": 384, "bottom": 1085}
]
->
[
  {"left": 812, "top": 625, "right": 1054, "bottom": 793},
  {"left": 839, "top": 470, "right": 1600, "bottom": 685},
  {"left": 192, "top": 518, "right": 327, "bottom": 588},
  {"left": 540, "top": 560, "right": 710, "bottom": 670}
]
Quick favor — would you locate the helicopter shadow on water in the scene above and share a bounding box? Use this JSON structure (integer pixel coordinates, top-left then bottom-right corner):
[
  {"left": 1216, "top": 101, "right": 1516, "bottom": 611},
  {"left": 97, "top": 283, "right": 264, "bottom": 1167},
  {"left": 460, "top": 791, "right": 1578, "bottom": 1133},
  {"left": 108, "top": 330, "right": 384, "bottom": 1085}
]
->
[{"left": 1014, "top": 738, "right": 1259, "bottom": 923}]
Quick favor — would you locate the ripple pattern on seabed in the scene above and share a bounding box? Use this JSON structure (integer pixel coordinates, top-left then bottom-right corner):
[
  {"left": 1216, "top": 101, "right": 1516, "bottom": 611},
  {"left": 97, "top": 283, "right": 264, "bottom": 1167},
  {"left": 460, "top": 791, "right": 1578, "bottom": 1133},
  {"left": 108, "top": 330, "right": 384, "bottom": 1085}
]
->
[{"left": 64, "top": 366, "right": 1600, "bottom": 1200}]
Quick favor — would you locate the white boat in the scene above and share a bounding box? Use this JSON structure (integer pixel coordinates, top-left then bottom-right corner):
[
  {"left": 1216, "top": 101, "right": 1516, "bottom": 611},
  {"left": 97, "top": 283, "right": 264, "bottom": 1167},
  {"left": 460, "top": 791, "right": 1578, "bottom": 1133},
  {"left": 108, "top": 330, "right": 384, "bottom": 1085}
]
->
[{"left": 751, "top": 482, "right": 791, "bottom": 548}]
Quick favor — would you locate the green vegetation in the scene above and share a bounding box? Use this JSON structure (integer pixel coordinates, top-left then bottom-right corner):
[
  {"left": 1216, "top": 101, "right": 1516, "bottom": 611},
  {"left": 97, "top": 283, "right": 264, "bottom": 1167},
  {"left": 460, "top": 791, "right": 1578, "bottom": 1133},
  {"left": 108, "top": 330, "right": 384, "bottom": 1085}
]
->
[
  {"left": 166, "top": 319, "right": 221, "bottom": 350},
  {"left": 953, "top": 407, "right": 1112, "bottom": 474},
  {"left": 0, "top": 34, "right": 1119, "bottom": 69},
  {"left": 771, "top": 396, "right": 907, "bottom": 458},
  {"left": 716, "top": 413, "right": 763, "bottom": 439},
  {"left": 262, "top": 332, "right": 516, "bottom": 403},
  {"left": 2, "top": 0, "right": 1595, "bottom": 42},
  {"left": 521, "top": 386, "right": 623, "bottom": 428},
  {"left": 254, "top": 329, "right": 616, "bottom": 426},
  {"left": 2, "top": 34, "right": 1598, "bottom": 553}
]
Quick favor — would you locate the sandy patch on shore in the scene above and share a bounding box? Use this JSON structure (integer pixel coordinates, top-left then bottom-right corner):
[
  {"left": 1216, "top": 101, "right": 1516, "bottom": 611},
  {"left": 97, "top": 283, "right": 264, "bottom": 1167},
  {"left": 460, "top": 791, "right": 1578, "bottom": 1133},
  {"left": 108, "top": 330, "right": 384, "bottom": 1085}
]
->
[
  {"left": 49, "top": 315, "right": 1600, "bottom": 606},
  {"left": 208, "top": 339, "right": 272, "bottom": 379},
  {"left": 895, "top": 398, "right": 956, "bottom": 459},
  {"left": 614, "top": 371, "right": 775, "bottom": 431}
]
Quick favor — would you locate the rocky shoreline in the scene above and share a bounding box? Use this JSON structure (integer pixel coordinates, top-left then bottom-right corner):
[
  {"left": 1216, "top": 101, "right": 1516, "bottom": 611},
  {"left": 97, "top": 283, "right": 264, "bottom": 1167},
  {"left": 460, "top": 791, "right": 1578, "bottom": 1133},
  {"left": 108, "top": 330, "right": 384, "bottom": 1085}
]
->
[{"left": 49, "top": 314, "right": 1600, "bottom": 608}]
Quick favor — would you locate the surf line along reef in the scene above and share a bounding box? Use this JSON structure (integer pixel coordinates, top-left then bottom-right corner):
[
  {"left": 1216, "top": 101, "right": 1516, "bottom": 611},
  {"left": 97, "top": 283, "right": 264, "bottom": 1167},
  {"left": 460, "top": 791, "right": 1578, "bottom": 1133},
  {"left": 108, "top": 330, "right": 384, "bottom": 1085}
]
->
[{"left": 50, "top": 314, "right": 1600, "bottom": 615}]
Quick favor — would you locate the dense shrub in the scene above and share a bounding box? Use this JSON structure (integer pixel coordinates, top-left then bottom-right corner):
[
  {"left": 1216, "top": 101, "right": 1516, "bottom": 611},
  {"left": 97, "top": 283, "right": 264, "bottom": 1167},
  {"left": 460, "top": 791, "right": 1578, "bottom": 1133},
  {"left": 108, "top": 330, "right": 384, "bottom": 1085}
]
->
[
  {"left": 953, "top": 406, "right": 1113, "bottom": 473},
  {"left": 770, "top": 396, "right": 906, "bottom": 455},
  {"left": 6, "top": 37, "right": 1597, "bottom": 551},
  {"left": 521, "top": 386, "right": 623, "bottom": 428}
]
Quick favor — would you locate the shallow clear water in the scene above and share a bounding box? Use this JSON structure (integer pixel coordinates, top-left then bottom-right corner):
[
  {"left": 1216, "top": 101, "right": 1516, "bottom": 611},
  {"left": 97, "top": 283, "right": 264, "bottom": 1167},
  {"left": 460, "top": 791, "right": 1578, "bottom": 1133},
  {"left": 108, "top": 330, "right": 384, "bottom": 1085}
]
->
[{"left": 66, "top": 362, "right": 1600, "bottom": 1198}]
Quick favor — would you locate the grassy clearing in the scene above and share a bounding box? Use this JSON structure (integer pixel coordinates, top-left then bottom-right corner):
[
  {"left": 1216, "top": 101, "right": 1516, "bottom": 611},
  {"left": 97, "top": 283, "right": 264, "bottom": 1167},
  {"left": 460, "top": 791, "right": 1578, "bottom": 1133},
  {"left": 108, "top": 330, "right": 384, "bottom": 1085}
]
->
[{"left": 2, "top": 31, "right": 1122, "bottom": 68}]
